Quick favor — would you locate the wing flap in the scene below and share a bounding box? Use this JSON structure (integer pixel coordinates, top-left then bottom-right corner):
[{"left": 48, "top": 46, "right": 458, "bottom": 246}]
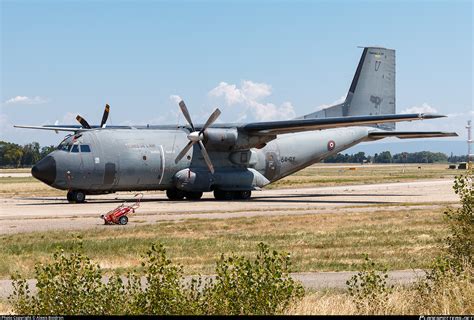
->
[
  {"left": 368, "top": 131, "right": 458, "bottom": 139},
  {"left": 242, "top": 113, "right": 445, "bottom": 135}
]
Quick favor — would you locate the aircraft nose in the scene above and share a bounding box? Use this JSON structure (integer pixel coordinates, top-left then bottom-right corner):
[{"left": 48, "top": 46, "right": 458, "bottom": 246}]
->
[{"left": 31, "top": 156, "right": 57, "bottom": 185}]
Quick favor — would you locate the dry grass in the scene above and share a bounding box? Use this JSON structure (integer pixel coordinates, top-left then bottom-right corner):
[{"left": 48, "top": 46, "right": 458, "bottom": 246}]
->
[
  {"left": 269, "top": 163, "right": 456, "bottom": 189},
  {"left": 0, "top": 206, "right": 448, "bottom": 278},
  {"left": 0, "top": 179, "right": 63, "bottom": 197},
  {"left": 0, "top": 300, "right": 12, "bottom": 314},
  {"left": 287, "top": 273, "right": 474, "bottom": 315}
]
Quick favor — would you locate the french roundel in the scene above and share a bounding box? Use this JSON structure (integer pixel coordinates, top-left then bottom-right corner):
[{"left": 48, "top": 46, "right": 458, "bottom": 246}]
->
[{"left": 327, "top": 140, "right": 336, "bottom": 151}]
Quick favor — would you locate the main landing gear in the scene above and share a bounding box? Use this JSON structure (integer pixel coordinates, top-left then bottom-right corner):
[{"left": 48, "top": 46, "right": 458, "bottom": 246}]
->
[
  {"left": 67, "top": 190, "right": 86, "bottom": 203},
  {"left": 213, "top": 190, "right": 252, "bottom": 201},
  {"left": 166, "top": 189, "right": 203, "bottom": 201},
  {"left": 166, "top": 189, "right": 252, "bottom": 201}
]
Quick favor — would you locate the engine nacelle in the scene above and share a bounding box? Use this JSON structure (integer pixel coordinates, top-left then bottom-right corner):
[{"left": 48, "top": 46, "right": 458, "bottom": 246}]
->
[
  {"left": 203, "top": 128, "right": 238, "bottom": 151},
  {"left": 203, "top": 128, "right": 275, "bottom": 151}
]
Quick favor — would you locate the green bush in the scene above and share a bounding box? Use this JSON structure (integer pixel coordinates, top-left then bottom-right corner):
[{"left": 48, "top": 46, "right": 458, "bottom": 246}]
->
[
  {"left": 346, "top": 255, "right": 393, "bottom": 314},
  {"left": 416, "top": 169, "right": 473, "bottom": 309},
  {"left": 9, "top": 241, "right": 304, "bottom": 315},
  {"left": 444, "top": 169, "right": 473, "bottom": 266},
  {"left": 9, "top": 241, "right": 115, "bottom": 314},
  {"left": 206, "top": 242, "right": 304, "bottom": 314}
]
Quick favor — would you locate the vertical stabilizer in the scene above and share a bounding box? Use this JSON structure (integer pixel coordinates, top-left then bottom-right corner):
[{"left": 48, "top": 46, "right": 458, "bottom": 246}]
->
[{"left": 301, "top": 47, "right": 396, "bottom": 130}]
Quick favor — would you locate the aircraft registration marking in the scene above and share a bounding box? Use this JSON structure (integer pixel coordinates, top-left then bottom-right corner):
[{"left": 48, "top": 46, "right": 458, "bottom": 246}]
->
[{"left": 280, "top": 156, "right": 296, "bottom": 163}]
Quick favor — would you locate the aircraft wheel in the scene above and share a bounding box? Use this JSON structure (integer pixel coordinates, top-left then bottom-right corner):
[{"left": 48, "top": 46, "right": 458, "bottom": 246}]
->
[
  {"left": 213, "top": 190, "right": 234, "bottom": 201},
  {"left": 238, "top": 190, "right": 252, "bottom": 200},
  {"left": 185, "top": 191, "right": 203, "bottom": 200},
  {"left": 166, "top": 189, "right": 185, "bottom": 201},
  {"left": 68, "top": 190, "right": 86, "bottom": 203},
  {"left": 67, "top": 191, "right": 74, "bottom": 202},
  {"left": 119, "top": 216, "right": 128, "bottom": 225}
]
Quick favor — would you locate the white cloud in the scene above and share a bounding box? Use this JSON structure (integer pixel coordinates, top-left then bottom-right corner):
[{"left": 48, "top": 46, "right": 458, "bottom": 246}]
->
[
  {"left": 61, "top": 112, "right": 78, "bottom": 124},
  {"left": 402, "top": 102, "right": 438, "bottom": 114},
  {"left": 314, "top": 95, "right": 346, "bottom": 112},
  {"left": 4, "top": 96, "right": 48, "bottom": 105},
  {"left": 208, "top": 80, "right": 295, "bottom": 121},
  {"left": 169, "top": 94, "right": 182, "bottom": 104},
  {"left": 208, "top": 82, "right": 245, "bottom": 105}
]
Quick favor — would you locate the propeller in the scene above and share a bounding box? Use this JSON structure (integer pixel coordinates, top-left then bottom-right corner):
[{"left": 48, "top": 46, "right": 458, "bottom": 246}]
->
[
  {"left": 174, "top": 100, "right": 221, "bottom": 174},
  {"left": 100, "top": 104, "right": 110, "bottom": 128},
  {"left": 75, "top": 104, "right": 110, "bottom": 129},
  {"left": 75, "top": 115, "right": 91, "bottom": 129}
]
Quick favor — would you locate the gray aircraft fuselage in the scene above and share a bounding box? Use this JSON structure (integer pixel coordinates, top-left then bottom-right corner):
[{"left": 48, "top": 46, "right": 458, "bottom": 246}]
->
[{"left": 36, "top": 126, "right": 370, "bottom": 194}]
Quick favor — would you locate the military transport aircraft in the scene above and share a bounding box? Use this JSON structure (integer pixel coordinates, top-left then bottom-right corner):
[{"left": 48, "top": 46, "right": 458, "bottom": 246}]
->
[{"left": 15, "top": 47, "right": 457, "bottom": 203}]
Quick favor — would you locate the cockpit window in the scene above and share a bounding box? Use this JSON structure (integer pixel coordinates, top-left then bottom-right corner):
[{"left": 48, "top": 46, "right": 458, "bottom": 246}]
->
[
  {"left": 71, "top": 145, "right": 79, "bottom": 153},
  {"left": 57, "top": 144, "right": 72, "bottom": 151},
  {"left": 80, "top": 145, "right": 91, "bottom": 152},
  {"left": 57, "top": 135, "right": 74, "bottom": 151}
]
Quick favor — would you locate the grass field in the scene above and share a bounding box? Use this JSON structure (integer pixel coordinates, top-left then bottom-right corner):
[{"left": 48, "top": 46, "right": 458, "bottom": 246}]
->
[
  {"left": 268, "top": 163, "right": 457, "bottom": 189},
  {"left": 1, "top": 164, "right": 468, "bottom": 315},
  {"left": 0, "top": 205, "right": 449, "bottom": 279}
]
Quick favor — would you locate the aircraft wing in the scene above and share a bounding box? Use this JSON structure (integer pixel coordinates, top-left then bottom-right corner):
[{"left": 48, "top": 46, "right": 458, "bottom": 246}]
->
[
  {"left": 13, "top": 124, "right": 133, "bottom": 132},
  {"left": 13, "top": 125, "right": 86, "bottom": 132},
  {"left": 240, "top": 113, "right": 445, "bottom": 135},
  {"left": 368, "top": 131, "right": 458, "bottom": 139}
]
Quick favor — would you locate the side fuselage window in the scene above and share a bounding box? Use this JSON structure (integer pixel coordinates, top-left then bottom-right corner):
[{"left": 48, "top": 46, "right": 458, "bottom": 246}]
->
[{"left": 80, "top": 145, "right": 91, "bottom": 152}]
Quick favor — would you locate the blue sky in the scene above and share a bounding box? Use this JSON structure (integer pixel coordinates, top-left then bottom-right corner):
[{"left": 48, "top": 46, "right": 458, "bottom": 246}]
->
[{"left": 1, "top": 0, "right": 472, "bottom": 148}]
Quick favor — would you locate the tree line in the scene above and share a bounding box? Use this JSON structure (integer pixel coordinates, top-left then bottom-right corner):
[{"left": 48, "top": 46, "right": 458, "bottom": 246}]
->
[
  {"left": 324, "top": 150, "right": 467, "bottom": 164},
  {"left": 0, "top": 140, "right": 469, "bottom": 167},
  {"left": 0, "top": 141, "right": 55, "bottom": 167}
]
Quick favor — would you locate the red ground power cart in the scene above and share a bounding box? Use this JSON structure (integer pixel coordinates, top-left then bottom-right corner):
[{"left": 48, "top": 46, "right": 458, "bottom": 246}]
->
[{"left": 100, "top": 193, "right": 143, "bottom": 225}]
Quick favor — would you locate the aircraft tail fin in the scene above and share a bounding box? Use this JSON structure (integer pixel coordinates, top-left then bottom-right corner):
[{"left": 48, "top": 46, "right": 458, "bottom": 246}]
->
[{"left": 300, "top": 47, "right": 396, "bottom": 130}]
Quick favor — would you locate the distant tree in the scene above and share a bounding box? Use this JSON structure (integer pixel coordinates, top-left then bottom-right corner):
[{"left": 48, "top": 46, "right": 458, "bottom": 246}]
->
[
  {"left": 352, "top": 152, "right": 367, "bottom": 163},
  {"left": 40, "top": 145, "right": 56, "bottom": 158},
  {"left": 375, "top": 151, "right": 392, "bottom": 163},
  {"left": 21, "top": 142, "right": 41, "bottom": 166},
  {"left": 0, "top": 141, "right": 24, "bottom": 167}
]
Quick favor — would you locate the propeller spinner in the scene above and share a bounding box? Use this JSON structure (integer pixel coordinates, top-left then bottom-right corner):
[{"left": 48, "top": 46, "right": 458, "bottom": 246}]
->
[
  {"left": 174, "top": 100, "right": 221, "bottom": 174},
  {"left": 76, "top": 104, "right": 110, "bottom": 129}
]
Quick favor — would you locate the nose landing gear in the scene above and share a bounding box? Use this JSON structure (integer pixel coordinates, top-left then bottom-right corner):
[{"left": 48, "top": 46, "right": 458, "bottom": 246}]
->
[{"left": 67, "top": 190, "right": 86, "bottom": 203}]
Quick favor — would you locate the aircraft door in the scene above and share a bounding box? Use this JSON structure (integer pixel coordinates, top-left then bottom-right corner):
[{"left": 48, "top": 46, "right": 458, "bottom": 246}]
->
[
  {"left": 140, "top": 147, "right": 163, "bottom": 186},
  {"left": 77, "top": 144, "right": 97, "bottom": 187},
  {"left": 264, "top": 151, "right": 280, "bottom": 181}
]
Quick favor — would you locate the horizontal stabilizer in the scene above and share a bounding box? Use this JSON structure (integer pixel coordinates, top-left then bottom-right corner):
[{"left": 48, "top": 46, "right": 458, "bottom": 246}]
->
[{"left": 368, "top": 131, "right": 458, "bottom": 140}]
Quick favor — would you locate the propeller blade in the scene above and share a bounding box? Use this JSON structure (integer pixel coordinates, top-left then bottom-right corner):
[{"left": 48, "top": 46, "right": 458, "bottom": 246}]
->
[
  {"left": 199, "top": 108, "right": 221, "bottom": 134},
  {"left": 178, "top": 100, "right": 195, "bottom": 131},
  {"left": 76, "top": 115, "right": 91, "bottom": 129},
  {"left": 175, "top": 140, "right": 195, "bottom": 164},
  {"left": 198, "top": 141, "right": 215, "bottom": 174},
  {"left": 100, "top": 104, "right": 110, "bottom": 128}
]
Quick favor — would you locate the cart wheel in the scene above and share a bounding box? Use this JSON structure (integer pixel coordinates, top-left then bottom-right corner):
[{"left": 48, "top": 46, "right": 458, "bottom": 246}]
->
[{"left": 119, "top": 216, "right": 128, "bottom": 225}]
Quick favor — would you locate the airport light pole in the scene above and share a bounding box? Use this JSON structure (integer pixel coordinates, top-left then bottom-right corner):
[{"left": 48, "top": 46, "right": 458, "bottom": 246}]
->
[{"left": 467, "top": 120, "right": 473, "bottom": 164}]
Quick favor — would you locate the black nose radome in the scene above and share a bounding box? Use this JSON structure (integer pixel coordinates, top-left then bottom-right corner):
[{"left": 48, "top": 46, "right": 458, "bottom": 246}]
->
[{"left": 32, "top": 156, "right": 56, "bottom": 185}]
